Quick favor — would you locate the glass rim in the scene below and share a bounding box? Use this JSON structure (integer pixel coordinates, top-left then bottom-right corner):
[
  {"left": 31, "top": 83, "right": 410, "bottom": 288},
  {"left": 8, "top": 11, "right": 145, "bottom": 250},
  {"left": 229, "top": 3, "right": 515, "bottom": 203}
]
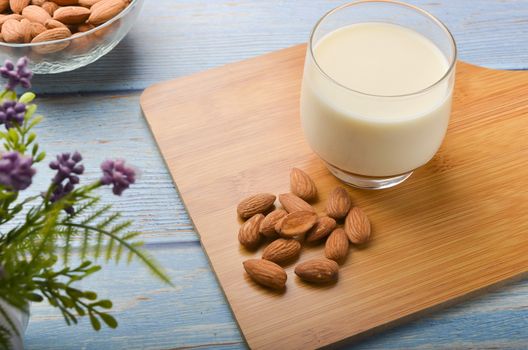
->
[
  {"left": 0, "top": 0, "right": 140, "bottom": 48},
  {"left": 308, "top": 0, "right": 458, "bottom": 98}
]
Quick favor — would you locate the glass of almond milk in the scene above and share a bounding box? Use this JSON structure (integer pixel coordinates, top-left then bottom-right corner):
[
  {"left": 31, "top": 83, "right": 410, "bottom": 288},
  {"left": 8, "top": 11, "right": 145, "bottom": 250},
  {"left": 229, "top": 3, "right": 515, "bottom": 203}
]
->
[{"left": 301, "top": 0, "right": 457, "bottom": 189}]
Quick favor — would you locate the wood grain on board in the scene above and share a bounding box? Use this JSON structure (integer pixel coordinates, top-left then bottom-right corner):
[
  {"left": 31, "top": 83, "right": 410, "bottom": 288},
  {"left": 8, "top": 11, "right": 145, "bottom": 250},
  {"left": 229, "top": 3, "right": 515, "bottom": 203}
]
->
[{"left": 140, "top": 44, "right": 528, "bottom": 349}]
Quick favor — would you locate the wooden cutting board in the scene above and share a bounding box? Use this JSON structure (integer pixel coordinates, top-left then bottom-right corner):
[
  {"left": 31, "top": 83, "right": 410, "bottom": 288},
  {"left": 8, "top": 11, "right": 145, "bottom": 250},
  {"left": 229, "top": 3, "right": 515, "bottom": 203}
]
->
[{"left": 140, "top": 44, "right": 528, "bottom": 349}]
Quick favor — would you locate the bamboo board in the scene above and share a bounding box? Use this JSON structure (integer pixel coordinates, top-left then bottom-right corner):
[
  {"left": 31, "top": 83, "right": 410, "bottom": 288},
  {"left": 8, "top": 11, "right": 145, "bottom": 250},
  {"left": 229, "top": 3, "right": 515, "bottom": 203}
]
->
[{"left": 140, "top": 44, "right": 528, "bottom": 349}]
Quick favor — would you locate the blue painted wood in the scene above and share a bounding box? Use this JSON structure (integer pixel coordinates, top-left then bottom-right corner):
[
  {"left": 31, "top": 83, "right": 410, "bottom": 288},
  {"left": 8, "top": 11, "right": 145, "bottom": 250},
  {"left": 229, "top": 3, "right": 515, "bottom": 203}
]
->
[
  {"left": 29, "top": 0, "right": 528, "bottom": 94},
  {"left": 21, "top": 0, "right": 528, "bottom": 349}
]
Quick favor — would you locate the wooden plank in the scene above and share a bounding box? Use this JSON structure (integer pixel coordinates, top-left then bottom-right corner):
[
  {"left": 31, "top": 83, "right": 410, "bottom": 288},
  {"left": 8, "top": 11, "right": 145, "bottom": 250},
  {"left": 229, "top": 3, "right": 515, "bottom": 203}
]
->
[
  {"left": 29, "top": 0, "right": 528, "bottom": 94},
  {"left": 141, "top": 44, "right": 528, "bottom": 349}
]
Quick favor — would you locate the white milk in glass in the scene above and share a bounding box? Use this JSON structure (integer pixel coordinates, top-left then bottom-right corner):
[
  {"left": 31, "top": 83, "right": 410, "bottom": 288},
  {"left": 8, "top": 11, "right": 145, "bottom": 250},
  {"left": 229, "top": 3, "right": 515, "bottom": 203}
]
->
[{"left": 301, "top": 22, "right": 453, "bottom": 177}]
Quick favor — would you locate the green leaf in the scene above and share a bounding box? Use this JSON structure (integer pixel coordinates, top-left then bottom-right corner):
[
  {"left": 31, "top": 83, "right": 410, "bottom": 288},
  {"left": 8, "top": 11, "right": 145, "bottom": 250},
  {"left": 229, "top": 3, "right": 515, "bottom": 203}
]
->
[
  {"left": 91, "top": 299, "right": 112, "bottom": 309},
  {"left": 35, "top": 151, "right": 46, "bottom": 162},
  {"left": 25, "top": 132, "right": 36, "bottom": 145},
  {"left": 31, "top": 143, "right": 38, "bottom": 156},
  {"left": 7, "top": 128, "right": 18, "bottom": 144},
  {"left": 74, "top": 305, "right": 86, "bottom": 317},
  {"left": 19, "top": 92, "right": 36, "bottom": 104},
  {"left": 99, "top": 313, "right": 118, "bottom": 329},
  {"left": 89, "top": 313, "right": 101, "bottom": 331},
  {"left": 26, "top": 293, "right": 44, "bottom": 302},
  {"left": 83, "top": 291, "right": 97, "bottom": 300}
]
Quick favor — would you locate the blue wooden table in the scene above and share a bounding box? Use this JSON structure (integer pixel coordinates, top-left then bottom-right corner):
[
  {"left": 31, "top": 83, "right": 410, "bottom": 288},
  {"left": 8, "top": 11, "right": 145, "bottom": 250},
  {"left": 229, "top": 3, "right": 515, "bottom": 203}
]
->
[{"left": 24, "top": 1, "right": 528, "bottom": 349}]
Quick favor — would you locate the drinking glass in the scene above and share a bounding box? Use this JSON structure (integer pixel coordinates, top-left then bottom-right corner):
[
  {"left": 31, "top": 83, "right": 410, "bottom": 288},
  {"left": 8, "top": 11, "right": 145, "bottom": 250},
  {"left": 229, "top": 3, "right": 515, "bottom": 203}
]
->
[{"left": 300, "top": 0, "right": 457, "bottom": 189}]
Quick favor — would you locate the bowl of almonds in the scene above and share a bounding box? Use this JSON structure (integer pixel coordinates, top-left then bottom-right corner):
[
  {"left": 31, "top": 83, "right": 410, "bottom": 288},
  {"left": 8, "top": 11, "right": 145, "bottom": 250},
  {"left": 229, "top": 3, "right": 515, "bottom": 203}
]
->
[{"left": 0, "top": 0, "right": 143, "bottom": 74}]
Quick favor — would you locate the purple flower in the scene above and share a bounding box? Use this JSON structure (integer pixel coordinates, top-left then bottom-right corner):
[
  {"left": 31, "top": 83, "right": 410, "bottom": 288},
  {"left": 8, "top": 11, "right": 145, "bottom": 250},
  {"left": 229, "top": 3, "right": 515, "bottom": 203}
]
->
[
  {"left": 0, "top": 152, "right": 36, "bottom": 191},
  {"left": 0, "top": 57, "right": 33, "bottom": 91},
  {"left": 100, "top": 159, "right": 136, "bottom": 196},
  {"left": 49, "top": 152, "right": 84, "bottom": 213},
  {"left": 0, "top": 100, "right": 26, "bottom": 129}
]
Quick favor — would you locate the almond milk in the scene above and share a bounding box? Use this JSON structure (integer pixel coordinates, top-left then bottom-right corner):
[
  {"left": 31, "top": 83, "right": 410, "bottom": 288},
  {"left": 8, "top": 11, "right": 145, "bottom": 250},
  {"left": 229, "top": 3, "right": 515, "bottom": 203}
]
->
[{"left": 301, "top": 22, "right": 454, "bottom": 177}]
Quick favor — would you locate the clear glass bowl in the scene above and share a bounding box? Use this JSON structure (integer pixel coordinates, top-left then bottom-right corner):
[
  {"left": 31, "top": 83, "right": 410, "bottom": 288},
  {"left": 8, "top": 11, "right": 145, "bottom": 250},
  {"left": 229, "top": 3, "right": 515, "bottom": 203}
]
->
[{"left": 0, "top": 0, "right": 144, "bottom": 74}]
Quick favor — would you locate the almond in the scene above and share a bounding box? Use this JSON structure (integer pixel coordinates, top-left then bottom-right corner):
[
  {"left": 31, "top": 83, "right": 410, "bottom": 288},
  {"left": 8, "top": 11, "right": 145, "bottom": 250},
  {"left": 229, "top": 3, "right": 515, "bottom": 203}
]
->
[
  {"left": 79, "top": 0, "right": 102, "bottom": 6},
  {"left": 31, "top": 27, "right": 71, "bottom": 53},
  {"left": 30, "top": 21, "right": 46, "bottom": 37},
  {"left": 44, "top": 18, "right": 67, "bottom": 29},
  {"left": 238, "top": 213, "right": 264, "bottom": 250},
  {"left": 290, "top": 168, "right": 317, "bottom": 201},
  {"left": 0, "top": 0, "right": 9, "bottom": 12},
  {"left": 0, "top": 14, "right": 23, "bottom": 27},
  {"left": 326, "top": 186, "right": 352, "bottom": 219},
  {"left": 2, "top": 19, "right": 26, "bottom": 43},
  {"left": 52, "top": 0, "right": 79, "bottom": 4},
  {"left": 41, "top": 1, "right": 59, "bottom": 16},
  {"left": 259, "top": 208, "right": 287, "bottom": 238},
  {"left": 53, "top": 6, "right": 90, "bottom": 24},
  {"left": 295, "top": 258, "right": 339, "bottom": 284},
  {"left": 88, "top": 0, "right": 127, "bottom": 25},
  {"left": 237, "top": 193, "right": 275, "bottom": 220},
  {"left": 274, "top": 216, "right": 285, "bottom": 234},
  {"left": 305, "top": 216, "right": 336, "bottom": 243},
  {"left": 279, "top": 211, "right": 318, "bottom": 237},
  {"left": 262, "top": 238, "right": 301, "bottom": 264},
  {"left": 325, "top": 228, "right": 349, "bottom": 263},
  {"left": 278, "top": 193, "right": 315, "bottom": 213},
  {"left": 243, "top": 259, "right": 287, "bottom": 290},
  {"left": 76, "top": 22, "right": 94, "bottom": 32},
  {"left": 344, "top": 207, "right": 371, "bottom": 244},
  {"left": 31, "top": 25, "right": 70, "bottom": 41},
  {"left": 30, "top": 0, "right": 45, "bottom": 5},
  {"left": 9, "top": 0, "right": 30, "bottom": 14},
  {"left": 22, "top": 5, "right": 51, "bottom": 24},
  {"left": 19, "top": 18, "right": 31, "bottom": 42}
]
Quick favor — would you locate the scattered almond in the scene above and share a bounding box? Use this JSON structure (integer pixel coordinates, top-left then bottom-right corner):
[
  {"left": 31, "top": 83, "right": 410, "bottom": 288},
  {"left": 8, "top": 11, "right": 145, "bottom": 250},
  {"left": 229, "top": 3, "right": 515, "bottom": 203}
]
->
[
  {"left": 22, "top": 5, "right": 50, "bottom": 24},
  {"left": 259, "top": 208, "right": 287, "bottom": 238},
  {"left": 53, "top": 6, "right": 91, "bottom": 24},
  {"left": 88, "top": 0, "right": 127, "bottom": 25},
  {"left": 279, "top": 211, "right": 318, "bottom": 237},
  {"left": 262, "top": 238, "right": 301, "bottom": 265},
  {"left": 274, "top": 216, "right": 285, "bottom": 234},
  {"left": 344, "top": 207, "right": 371, "bottom": 244},
  {"left": 30, "top": 0, "right": 45, "bottom": 5},
  {"left": 325, "top": 228, "right": 349, "bottom": 263},
  {"left": 238, "top": 213, "right": 264, "bottom": 250},
  {"left": 295, "top": 258, "right": 339, "bottom": 284},
  {"left": 305, "top": 216, "right": 336, "bottom": 243},
  {"left": 243, "top": 259, "right": 287, "bottom": 290},
  {"left": 278, "top": 193, "right": 315, "bottom": 213},
  {"left": 237, "top": 193, "right": 275, "bottom": 220},
  {"left": 326, "top": 186, "right": 352, "bottom": 219},
  {"left": 290, "top": 168, "right": 317, "bottom": 201}
]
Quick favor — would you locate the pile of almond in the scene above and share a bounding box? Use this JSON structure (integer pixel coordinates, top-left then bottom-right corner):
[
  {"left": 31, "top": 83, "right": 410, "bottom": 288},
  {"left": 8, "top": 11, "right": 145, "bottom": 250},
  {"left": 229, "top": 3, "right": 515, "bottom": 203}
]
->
[
  {"left": 238, "top": 168, "right": 372, "bottom": 291},
  {"left": 0, "top": 0, "right": 131, "bottom": 46}
]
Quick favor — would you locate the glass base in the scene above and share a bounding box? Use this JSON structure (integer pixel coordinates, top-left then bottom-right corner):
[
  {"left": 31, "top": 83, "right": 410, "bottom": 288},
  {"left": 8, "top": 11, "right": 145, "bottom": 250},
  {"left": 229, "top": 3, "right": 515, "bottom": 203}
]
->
[{"left": 325, "top": 163, "right": 413, "bottom": 190}]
